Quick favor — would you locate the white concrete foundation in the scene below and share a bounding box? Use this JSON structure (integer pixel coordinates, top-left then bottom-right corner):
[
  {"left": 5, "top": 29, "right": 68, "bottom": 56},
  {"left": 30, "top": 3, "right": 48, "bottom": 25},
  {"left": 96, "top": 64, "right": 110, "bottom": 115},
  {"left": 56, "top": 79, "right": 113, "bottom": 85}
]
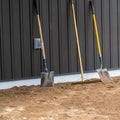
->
[{"left": 0, "top": 69, "right": 120, "bottom": 90}]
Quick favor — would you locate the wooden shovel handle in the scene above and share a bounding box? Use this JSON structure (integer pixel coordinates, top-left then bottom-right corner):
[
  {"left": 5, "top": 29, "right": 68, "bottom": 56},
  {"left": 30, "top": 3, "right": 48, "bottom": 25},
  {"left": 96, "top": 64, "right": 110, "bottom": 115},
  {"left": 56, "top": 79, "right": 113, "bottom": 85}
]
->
[
  {"left": 71, "top": 2, "right": 84, "bottom": 82},
  {"left": 37, "top": 15, "right": 46, "bottom": 59}
]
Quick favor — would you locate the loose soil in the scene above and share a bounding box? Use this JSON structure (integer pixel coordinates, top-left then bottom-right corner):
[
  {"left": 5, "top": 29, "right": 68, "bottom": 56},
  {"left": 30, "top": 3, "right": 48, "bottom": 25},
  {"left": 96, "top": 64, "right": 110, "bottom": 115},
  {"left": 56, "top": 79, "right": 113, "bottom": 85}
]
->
[{"left": 0, "top": 77, "right": 120, "bottom": 120}]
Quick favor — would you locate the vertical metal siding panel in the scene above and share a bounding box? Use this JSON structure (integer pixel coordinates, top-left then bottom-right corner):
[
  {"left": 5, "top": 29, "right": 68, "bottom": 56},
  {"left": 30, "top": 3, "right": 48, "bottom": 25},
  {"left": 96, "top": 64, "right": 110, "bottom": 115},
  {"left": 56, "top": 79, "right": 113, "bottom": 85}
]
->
[
  {"left": 118, "top": 0, "right": 120, "bottom": 67},
  {"left": 11, "top": 0, "right": 22, "bottom": 78},
  {"left": 77, "top": 0, "right": 86, "bottom": 71},
  {"left": 49, "top": 0, "right": 60, "bottom": 74},
  {"left": 19, "top": 0, "right": 25, "bottom": 77},
  {"left": 1, "top": 0, "right": 12, "bottom": 79},
  {"left": 39, "top": 0, "right": 43, "bottom": 72},
  {"left": 85, "top": 0, "right": 94, "bottom": 71},
  {"left": 9, "top": 0, "right": 15, "bottom": 79},
  {"left": 41, "top": 0, "right": 50, "bottom": 71},
  {"left": 68, "top": 0, "right": 77, "bottom": 72},
  {"left": 29, "top": 0, "right": 35, "bottom": 77},
  {"left": 20, "top": 0, "right": 32, "bottom": 77},
  {"left": 0, "top": 1, "right": 1, "bottom": 79},
  {"left": 58, "top": 0, "right": 69, "bottom": 74},
  {"left": 0, "top": 30, "right": 1, "bottom": 79},
  {"left": 94, "top": 0, "right": 102, "bottom": 69},
  {"left": 102, "top": 0, "right": 110, "bottom": 69},
  {"left": 110, "top": 0, "right": 118, "bottom": 68}
]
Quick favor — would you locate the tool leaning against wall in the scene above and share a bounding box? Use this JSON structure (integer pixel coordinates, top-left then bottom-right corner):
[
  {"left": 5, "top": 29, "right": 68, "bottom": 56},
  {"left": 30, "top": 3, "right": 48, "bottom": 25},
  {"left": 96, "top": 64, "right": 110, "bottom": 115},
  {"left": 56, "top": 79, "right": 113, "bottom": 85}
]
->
[
  {"left": 35, "top": 0, "right": 54, "bottom": 87},
  {"left": 70, "top": 0, "right": 84, "bottom": 82},
  {"left": 89, "top": 0, "right": 112, "bottom": 83}
]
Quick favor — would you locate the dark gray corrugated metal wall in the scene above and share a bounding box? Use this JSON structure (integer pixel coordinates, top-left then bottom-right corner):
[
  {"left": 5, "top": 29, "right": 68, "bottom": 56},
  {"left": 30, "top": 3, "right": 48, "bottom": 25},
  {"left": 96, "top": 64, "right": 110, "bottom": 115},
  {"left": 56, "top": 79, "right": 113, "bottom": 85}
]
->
[{"left": 0, "top": 0, "right": 120, "bottom": 81}]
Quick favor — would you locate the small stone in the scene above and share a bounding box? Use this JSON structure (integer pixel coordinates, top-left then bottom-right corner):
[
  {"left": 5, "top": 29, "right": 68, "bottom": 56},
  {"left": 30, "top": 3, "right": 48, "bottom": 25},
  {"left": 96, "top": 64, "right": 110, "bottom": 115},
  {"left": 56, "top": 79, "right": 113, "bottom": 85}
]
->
[{"left": 23, "top": 117, "right": 27, "bottom": 120}]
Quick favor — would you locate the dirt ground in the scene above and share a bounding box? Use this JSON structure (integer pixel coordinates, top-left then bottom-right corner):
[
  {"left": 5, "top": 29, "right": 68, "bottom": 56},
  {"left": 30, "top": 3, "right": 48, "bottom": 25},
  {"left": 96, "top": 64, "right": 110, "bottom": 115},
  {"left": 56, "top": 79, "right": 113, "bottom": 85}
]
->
[{"left": 0, "top": 77, "right": 120, "bottom": 120}]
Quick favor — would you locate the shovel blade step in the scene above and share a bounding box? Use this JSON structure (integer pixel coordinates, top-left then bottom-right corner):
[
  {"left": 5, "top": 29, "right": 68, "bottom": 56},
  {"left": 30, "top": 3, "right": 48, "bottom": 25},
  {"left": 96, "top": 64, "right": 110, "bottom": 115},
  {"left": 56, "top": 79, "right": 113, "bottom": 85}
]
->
[
  {"left": 41, "top": 71, "right": 54, "bottom": 87},
  {"left": 97, "top": 68, "right": 112, "bottom": 83}
]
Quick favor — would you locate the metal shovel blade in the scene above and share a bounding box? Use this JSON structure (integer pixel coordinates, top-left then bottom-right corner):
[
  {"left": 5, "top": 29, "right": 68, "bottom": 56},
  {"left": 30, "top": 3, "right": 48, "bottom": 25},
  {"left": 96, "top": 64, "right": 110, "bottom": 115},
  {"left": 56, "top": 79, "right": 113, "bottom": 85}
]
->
[
  {"left": 41, "top": 71, "right": 54, "bottom": 87},
  {"left": 97, "top": 68, "right": 112, "bottom": 83}
]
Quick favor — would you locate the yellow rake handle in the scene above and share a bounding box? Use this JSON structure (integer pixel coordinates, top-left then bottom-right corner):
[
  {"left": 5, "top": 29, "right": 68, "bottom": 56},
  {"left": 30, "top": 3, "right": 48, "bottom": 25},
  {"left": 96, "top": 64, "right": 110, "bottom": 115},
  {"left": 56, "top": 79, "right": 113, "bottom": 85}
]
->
[{"left": 71, "top": 2, "right": 84, "bottom": 82}]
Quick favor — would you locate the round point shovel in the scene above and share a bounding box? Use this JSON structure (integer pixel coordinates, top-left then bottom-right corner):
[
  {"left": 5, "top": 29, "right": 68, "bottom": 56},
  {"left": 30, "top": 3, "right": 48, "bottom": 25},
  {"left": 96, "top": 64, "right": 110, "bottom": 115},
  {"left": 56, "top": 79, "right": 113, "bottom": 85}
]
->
[
  {"left": 89, "top": 1, "right": 112, "bottom": 83},
  {"left": 35, "top": 0, "right": 54, "bottom": 87}
]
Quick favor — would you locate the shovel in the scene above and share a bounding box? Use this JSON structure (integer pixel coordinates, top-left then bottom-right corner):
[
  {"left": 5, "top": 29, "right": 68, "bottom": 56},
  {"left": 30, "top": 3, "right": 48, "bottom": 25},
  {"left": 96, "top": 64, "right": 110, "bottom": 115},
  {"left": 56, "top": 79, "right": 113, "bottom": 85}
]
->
[
  {"left": 35, "top": 0, "right": 54, "bottom": 87},
  {"left": 70, "top": 0, "right": 84, "bottom": 82},
  {"left": 89, "top": 1, "right": 112, "bottom": 83}
]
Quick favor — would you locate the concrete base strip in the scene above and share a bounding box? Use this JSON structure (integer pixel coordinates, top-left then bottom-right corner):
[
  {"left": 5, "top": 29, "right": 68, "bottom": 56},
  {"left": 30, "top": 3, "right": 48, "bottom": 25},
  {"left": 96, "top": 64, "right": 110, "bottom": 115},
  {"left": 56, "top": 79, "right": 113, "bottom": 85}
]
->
[{"left": 0, "top": 69, "right": 120, "bottom": 90}]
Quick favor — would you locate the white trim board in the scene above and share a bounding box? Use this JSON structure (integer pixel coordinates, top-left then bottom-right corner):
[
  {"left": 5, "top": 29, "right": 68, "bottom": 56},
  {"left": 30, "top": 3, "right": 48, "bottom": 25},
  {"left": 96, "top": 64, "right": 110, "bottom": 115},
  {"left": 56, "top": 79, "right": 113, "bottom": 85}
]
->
[{"left": 0, "top": 69, "right": 120, "bottom": 90}]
